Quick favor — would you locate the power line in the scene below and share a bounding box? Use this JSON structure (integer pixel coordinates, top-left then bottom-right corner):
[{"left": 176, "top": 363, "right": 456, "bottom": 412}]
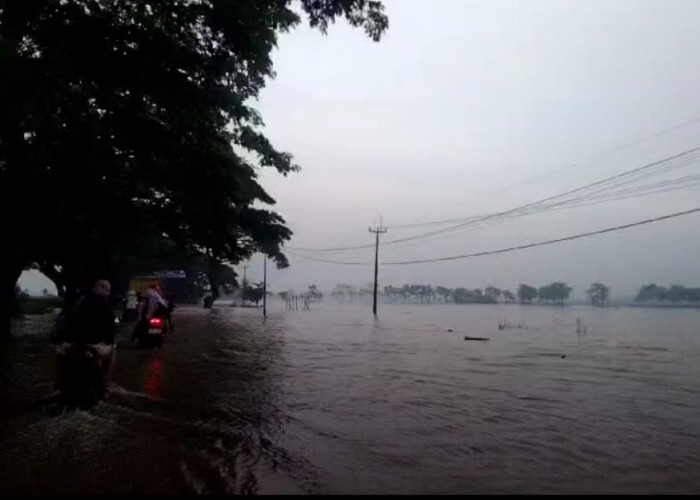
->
[
  {"left": 285, "top": 249, "right": 368, "bottom": 265},
  {"left": 340, "top": 171, "right": 700, "bottom": 254},
  {"left": 390, "top": 174, "right": 700, "bottom": 251},
  {"left": 387, "top": 145, "right": 700, "bottom": 230},
  {"left": 384, "top": 206, "right": 700, "bottom": 265},
  {"left": 289, "top": 146, "right": 700, "bottom": 252},
  {"left": 385, "top": 147, "right": 700, "bottom": 230},
  {"left": 286, "top": 206, "right": 700, "bottom": 266},
  {"left": 497, "top": 114, "right": 700, "bottom": 192}
]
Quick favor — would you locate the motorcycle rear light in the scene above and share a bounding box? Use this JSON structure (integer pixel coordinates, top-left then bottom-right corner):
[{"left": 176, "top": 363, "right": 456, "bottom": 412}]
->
[{"left": 149, "top": 318, "right": 163, "bottom": 327}]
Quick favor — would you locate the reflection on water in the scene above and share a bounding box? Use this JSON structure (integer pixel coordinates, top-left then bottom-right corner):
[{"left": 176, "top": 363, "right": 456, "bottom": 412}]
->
[
  {"left": 2, "top": 303, "right": 700, "bottom": 494},
  {"left": 143, "top": 356, "right": 164, "bottom": 399}
]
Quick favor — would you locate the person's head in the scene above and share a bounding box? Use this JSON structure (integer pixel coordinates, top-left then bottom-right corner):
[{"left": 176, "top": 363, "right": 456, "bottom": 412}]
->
[{"left": 92, "top": 280, "right": 111, "bottom": 300}]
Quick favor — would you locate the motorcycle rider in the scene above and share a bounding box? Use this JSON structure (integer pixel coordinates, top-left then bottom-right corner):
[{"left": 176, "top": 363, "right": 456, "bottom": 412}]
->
[
  {"left": 137, "top": 284, "right": 167, "bottom": 320},
  {"left": 133, "top": 284, "right": 169, "bottom": 342}
]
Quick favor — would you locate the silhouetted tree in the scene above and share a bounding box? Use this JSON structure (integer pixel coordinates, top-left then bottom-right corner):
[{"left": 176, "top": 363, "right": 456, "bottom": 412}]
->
[
  {"left": 517, "top": 284, "right": 538, "bottom": 303},
  {"left": 635, "top": 284, "right": 700, "bottom": 304},
  {"left": 307, "top": 285, "right": 323, "bottom": 300},
  {"left": 683, "top": 287, "right": 700, "bottom": 302},
  {"left": 332, "top": 284, "right": 359, "bottom": 303},
  {"left": 484, "top": 286, "right": 501, "bottom": 302},
  {"left": 586, "top": 282, "right": 610, "bottom": 306},
  {"left": 538, "top": 282, "right": 572, "bottom": 305},
  {"left": 452, "top": 287, "right": 496, "bottom": 304},
  {"left": 243, "top": 282, "right": 265, "bottom": 305},
  {"left": 436, "top": 286, "right": 453, "bottom": 303},
  {"left": 667, "top": 285, "right": 686, "bottom": 303},
  {"left": 359, "top": 283, "right": 374, "bottom": 297},
  {"left": 453, "top": 288, "right": 470, "bottom": 304},
  {"left": 0, "top": 0, "right": 388, "bottom": 336},
  {"left": 635, "top": 284, "right": 667, "bottom": 303},
  {"left": 202, "top": 260, "right": 239, "bottom": 308}
]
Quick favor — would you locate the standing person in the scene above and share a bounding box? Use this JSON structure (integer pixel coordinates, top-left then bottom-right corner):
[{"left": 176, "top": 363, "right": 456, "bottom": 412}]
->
[
  {"left": 124, "top": 290, "right": 138, "bottom": 321},
  {"left": 56, "top": 279, "right": 117, "bottom": 391}
]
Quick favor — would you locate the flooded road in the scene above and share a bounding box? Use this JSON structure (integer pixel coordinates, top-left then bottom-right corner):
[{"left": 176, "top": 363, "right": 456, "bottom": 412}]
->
[{"left": 2, "top": 302, "right": 700, "bottom": 494}]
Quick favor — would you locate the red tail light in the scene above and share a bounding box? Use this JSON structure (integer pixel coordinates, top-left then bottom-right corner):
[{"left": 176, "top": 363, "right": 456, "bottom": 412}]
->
[{"left": 149, "top": 317, "right": 163, "bottom": 327}]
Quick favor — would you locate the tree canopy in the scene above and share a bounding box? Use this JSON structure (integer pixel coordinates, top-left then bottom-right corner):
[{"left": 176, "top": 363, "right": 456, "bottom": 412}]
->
[
  {"left": 0, "top": 0, "right": 388, "bottom": 336},
  {"left": 537, "top": 282, "right": 572, "bottom": 305},
  {"left": 586, "top": 282, "right": 610, "bottom": 307},
  {"left": 517, "top": 284, "right": 538, "bottom": 303},
  {"left": 635, "top": 284, "right": 700, "bottom": 304}
]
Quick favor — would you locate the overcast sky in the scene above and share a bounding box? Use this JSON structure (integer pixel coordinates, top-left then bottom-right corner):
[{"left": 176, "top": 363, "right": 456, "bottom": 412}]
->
[{"left": 20, "top": 0, "right": 700, "bottom": 299}]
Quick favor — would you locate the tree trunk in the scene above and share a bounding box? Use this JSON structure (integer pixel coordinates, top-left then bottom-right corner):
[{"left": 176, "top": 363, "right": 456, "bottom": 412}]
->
[
  {"left": 0, "top": 265, "right": 24, "bottom": 341},
  {"left": 203, "top": 256, "right": 220, "bottom": 309}
]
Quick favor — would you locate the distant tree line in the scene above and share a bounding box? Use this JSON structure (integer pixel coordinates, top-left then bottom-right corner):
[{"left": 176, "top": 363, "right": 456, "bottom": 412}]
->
[
  {"left": 518, "top": 282, "right": 573, "bottom": 305},
  {"left": 329, "top": 283, "right": 370, "bottom": 303},
  {"left": 329, "top": 282, "right": 578, "bottom": 305},
  {"left": 322, "top": 282, "right": 619, "bottom": 307},
  {"left": 282, "top": 282, "right": 700, "bottom": 308},
  {"left": 634, "top": 284, "right": 700, "bottom": 304}
]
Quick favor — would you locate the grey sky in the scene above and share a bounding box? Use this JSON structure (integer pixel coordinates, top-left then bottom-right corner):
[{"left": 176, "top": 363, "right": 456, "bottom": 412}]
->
[{"left": 20, "top": 0, "right": 700, "bottom": 298}]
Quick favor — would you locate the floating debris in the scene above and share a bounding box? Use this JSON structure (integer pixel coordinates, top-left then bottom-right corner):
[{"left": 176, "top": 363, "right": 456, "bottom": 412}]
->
[
  {"left": 498, "top": 318, "right": 539, "bottom": 332},
  {"left": 464, "top": 336, "right": 490, "bottom": 342}
]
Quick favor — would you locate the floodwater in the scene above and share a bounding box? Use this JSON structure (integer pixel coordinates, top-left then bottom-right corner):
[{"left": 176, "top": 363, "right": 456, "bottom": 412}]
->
[{"left": 2, "top": 302, "right": 700, "bottom": 494}]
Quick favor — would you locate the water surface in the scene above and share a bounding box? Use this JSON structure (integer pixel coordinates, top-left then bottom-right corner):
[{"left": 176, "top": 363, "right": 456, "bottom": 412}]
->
[{"left": 2, "top": 302, "right": 700, "bottom": 494}]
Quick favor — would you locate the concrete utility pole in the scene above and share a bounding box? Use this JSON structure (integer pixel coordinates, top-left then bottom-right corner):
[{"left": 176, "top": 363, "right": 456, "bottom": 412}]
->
[
  {"left": 263, "top": 258, "right": 267, "bottom": 318},
  {"left": 369, "top": 224, "right": 388, "bottom": 316}
]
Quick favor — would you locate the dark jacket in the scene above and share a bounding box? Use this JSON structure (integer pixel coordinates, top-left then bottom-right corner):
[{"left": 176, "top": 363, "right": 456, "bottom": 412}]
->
[{"left": 62, "top": 294, "right": 116, "bottom": 344}]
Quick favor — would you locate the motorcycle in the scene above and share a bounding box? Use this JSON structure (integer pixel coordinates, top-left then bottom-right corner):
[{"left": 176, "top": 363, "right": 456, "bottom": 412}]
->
[
  {"left": 133, "top": 314, "right": 170, "bottom": 348},
  {"left": 55, "top": 342, "right": 114, "bottom": 408}
]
